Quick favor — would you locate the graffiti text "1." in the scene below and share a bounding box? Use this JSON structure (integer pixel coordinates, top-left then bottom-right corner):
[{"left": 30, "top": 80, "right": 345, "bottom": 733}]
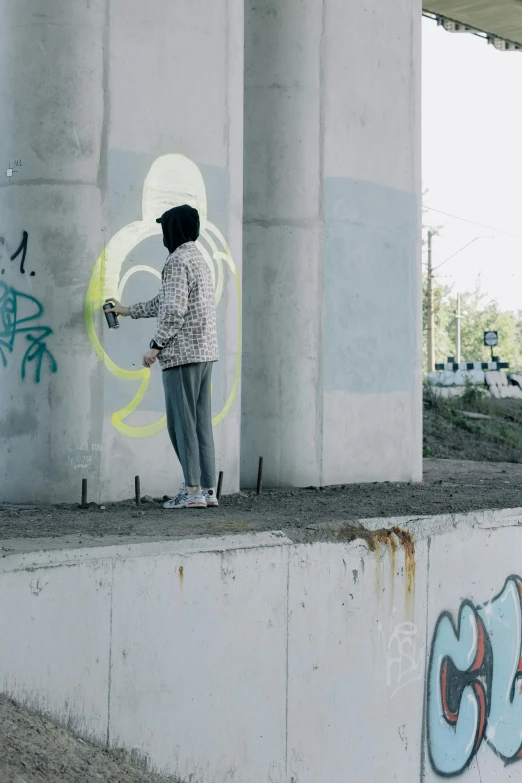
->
[
  {"left": 427, "top": 575, "right": 522, "bottom": 776},
  {"left": 9, "top": 230, "right": 29, "bottom": 274},
  {"left": 0, "top": 282, "right": 57, "bottom": 383},
  {"left": 0, "top": 229, "right": 36, "bottom": 276}
]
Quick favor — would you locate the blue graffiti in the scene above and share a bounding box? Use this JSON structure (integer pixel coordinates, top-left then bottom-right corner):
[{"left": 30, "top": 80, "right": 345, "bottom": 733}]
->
[
  {"left": 0, "top": 281, "right": 57, "bottom": 383},
  {"left": 427, "top": 575, "right": 522, "bottom": 776}
]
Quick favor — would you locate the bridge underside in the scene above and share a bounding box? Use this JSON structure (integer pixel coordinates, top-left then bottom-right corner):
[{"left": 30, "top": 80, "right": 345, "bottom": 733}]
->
[{"left": 423, "top": 0, "right": 522, "bottom": 46}]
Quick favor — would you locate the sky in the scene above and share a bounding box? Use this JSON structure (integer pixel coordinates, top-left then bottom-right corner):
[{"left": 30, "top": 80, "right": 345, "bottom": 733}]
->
[{"left": 422, "top": 16, "right": 522, "bottom": 312}]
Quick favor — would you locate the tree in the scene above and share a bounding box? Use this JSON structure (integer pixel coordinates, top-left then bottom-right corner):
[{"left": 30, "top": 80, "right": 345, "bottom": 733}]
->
[
  {"left": 423, "top": 279, "right": 522, "bottom": 374},
  {"left": 422, "top": 188, "right": 446, "bottom": 373},
  {"left": 448, "top": 284, "right": 522, "bottom": 369},
  {"left": 422, "top": 274, "right": 453, "bottom": 374}
]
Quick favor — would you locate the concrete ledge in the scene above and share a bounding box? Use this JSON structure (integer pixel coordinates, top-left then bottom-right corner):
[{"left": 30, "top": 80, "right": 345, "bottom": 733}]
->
[{"left": 2, "top": 508, "right": 522, "bottom": 780}]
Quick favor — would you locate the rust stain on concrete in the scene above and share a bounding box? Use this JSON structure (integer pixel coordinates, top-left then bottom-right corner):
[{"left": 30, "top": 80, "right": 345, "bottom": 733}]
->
[
  {"left": 333, "top": 524, "right": 415, "bottom": 612},
  {"left": 392, "top": 527, "right": 416, "bottom": 612}
]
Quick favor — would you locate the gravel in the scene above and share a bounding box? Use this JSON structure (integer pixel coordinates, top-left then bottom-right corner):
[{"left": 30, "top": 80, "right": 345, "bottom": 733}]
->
[{"left": 1, "top": 459, "right": 522, "bottom": 546}]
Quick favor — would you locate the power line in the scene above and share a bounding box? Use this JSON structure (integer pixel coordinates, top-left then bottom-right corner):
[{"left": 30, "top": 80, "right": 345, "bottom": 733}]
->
[
  {"left": 422, "top": 205, "right": 522, "bottom": 241},
  {"left": 433, "top": 236, "right": 494, "bottom": 272}
]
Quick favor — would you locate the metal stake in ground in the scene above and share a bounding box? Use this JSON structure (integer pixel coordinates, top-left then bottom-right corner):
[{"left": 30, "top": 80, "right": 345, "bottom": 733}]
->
[
  {"left": 217, "top": 471, "right": 224, "bottom": 501},
  {"left": 135, "top": 476, "right": 141, "bottom": 508},
  {"left": 257, "top": 457, "right": 264, "bottom": 495},
  {"left": 81, "top": 478, "right": 88, "bottom": 507}
]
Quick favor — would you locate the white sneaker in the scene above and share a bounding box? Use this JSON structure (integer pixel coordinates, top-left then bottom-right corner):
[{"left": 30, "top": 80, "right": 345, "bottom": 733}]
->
[
  {"left": 163, "top": 485, "right": 207, "bottom": 509},
  {"left": 203, "top": 488, "right": 219, "bottom": 507}
]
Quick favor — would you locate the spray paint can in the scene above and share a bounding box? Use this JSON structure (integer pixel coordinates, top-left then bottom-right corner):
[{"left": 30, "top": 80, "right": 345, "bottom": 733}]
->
[{"left": 103, "top": 302, "right": 120, "bottom": 329}]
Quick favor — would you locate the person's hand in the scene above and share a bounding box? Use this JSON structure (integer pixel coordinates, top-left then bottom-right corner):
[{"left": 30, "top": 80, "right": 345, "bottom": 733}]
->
[
  {"left": 142, "top": 348, "right": 159, "bottom": 368},
  {"left": 105, "top": 298, "right": 130, "bottom": 316}
]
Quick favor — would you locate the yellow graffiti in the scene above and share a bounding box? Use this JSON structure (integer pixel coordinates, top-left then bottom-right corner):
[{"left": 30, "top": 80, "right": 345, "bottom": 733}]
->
[{"left": 84, "top": 154, "right": 241, "bottom": 438}]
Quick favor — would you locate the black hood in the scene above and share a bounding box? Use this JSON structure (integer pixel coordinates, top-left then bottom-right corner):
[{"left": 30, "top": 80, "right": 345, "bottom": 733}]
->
[{"left": 156, "top": 204, "right": 200, "bottom": 254}]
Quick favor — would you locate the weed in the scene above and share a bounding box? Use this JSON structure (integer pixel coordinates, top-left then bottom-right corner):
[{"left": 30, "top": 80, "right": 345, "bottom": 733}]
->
[
  {"left": 423, "top": 380, "right": 451, "bottom": 414},
  {"left": 452, "top": 411, "right": 474, "bottom": 432},
  {"left": 460, "top": 379, "right": 487, "bottom": 410}
]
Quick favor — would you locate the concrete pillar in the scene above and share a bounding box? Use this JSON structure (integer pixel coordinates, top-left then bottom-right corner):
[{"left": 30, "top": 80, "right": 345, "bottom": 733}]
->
[
  {"left": 0, "top": 0, "right": 243, "bottom": 503},
  {"left": 242, "top": 0, "right": 422, "bottom": 487}
]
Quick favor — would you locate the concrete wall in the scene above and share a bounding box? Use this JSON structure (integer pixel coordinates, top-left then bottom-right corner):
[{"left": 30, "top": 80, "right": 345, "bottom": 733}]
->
[
  {"left": 3, "top": 509, "right": 522, "bottom": 780},
  {"left": 423, "top": 521, "right": 522, "bottom": 781},
  {"left": 0, "top": 0, "right": 243, "bottom": 502},
  {"left": 242, "top": 0, "right": 422, "bottom": 487},
  {"left": 1, "top": 0, "right": 421, "bottom": 500}
]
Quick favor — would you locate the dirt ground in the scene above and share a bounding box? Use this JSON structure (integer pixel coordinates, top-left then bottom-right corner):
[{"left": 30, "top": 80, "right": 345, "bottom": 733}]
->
[
  {"left": 0, "top": 697, "right": 179, "bottom": 783},
  {"left": 1, "top": 458, "right": 522, "bottom": 546}
]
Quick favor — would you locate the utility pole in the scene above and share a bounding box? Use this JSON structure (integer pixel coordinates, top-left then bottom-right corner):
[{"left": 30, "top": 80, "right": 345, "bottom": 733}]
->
[
  {"left": 456, "top": 293, "right": 462, "bottom": 363},
  {"left": 426, "top": 234, "right": 493, "bottom": 371},
  {"left": 427, "top": 231, "right": 435, "bottom": 373}
]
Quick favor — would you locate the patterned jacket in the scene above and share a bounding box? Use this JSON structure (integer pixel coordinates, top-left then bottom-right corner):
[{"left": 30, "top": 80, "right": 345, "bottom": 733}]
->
[{"left": 129, "top": 242, "right": 219, "bottom": 370}]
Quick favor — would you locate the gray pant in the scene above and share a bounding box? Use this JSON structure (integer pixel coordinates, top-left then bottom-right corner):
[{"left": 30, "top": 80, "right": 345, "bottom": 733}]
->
[{"left": 162, "top": 362, "right": 216, "bottom": 488}]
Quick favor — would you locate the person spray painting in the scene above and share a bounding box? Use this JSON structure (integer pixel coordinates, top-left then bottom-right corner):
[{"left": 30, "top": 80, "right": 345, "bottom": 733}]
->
[{"left": 107, "top": 205, "right": 219, "bottom": 509}]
